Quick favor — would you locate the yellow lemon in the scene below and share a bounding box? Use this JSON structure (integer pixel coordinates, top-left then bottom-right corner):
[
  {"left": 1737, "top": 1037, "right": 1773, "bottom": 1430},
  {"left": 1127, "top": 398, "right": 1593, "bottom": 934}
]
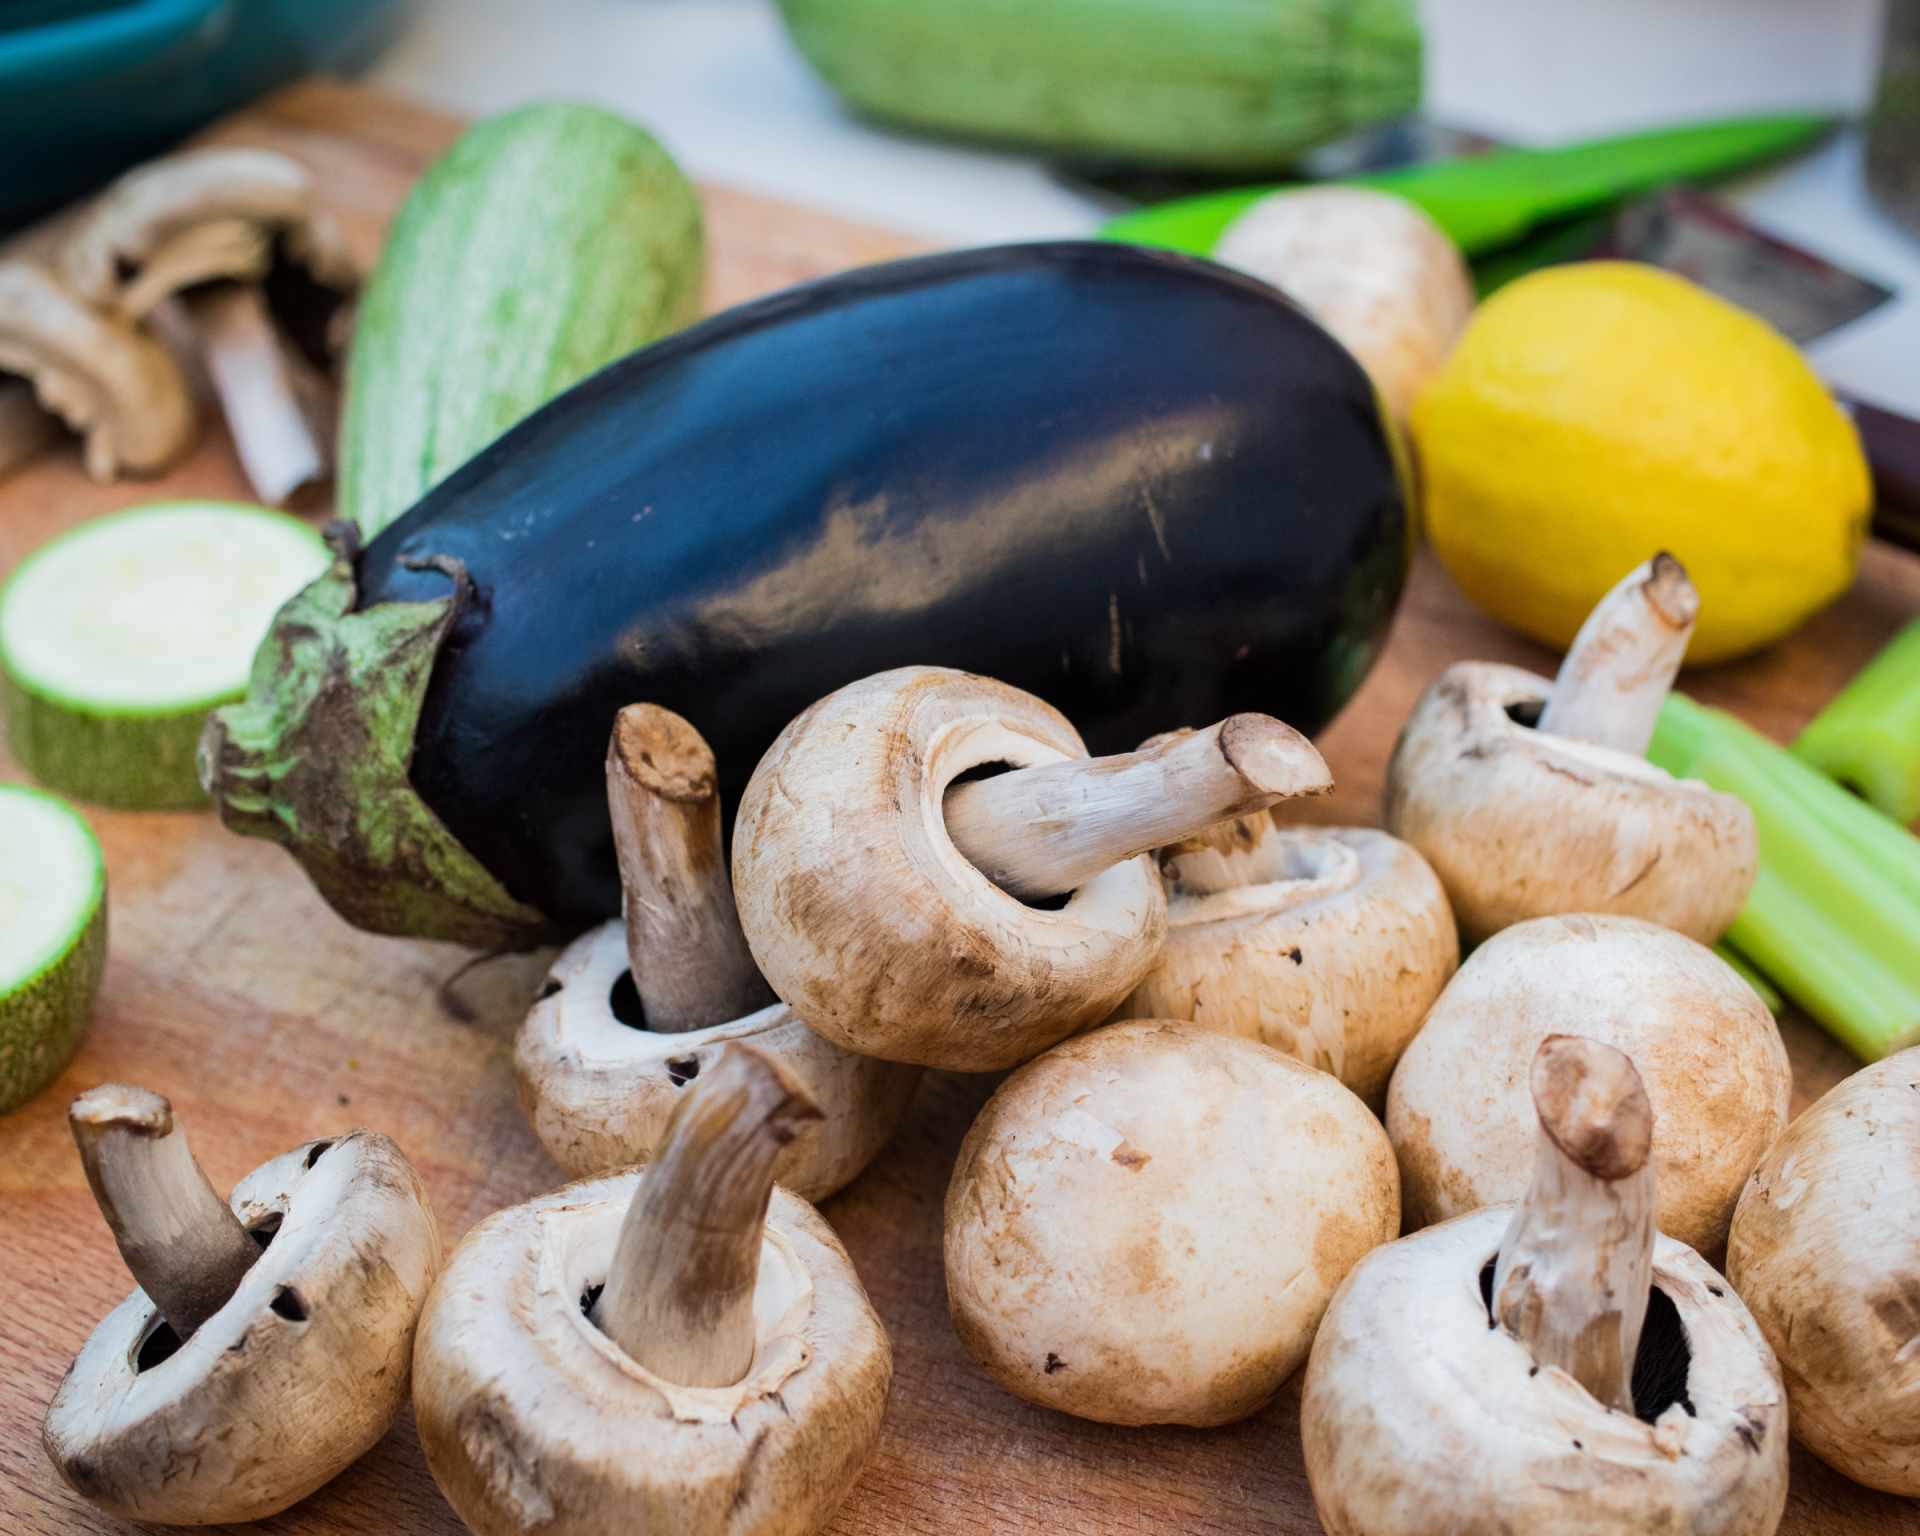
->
[{"left": 1412, "top": 262, "right": 1870, "bottom": 664}]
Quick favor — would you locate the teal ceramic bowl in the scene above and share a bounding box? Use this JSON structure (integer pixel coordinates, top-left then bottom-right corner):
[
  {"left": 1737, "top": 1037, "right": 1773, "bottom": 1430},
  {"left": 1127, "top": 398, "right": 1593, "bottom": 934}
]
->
[{"left": 1, "top": 0, "right": 404, "bottom": 231}]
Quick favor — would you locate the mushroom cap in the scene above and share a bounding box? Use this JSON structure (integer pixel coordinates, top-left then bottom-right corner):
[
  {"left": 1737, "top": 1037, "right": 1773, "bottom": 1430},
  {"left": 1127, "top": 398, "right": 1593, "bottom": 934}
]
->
[
  {"left": 1383, "top": 661, "right": 1756, "bottom": 943},
  {"left": 945, "top": 1019, "right": 1399, "bottom": 1426},
  {"left": 0, "top": 261, "right": 196, "bottom": 480},
  {"left": 61, "top": 147, "right": 358, "bottom": 318},
  {"left": 1386, "top": 914, "right": 1791, "bottom": 1254},
  {"left": 1301, "top": 1205, "right": 1788, "bottom": 1536},
  {"left": 43, "top": 1130, "right": 441, "bottom": 1525},
  {"left": 412, "top": 1170, "right": 891, "bottom": 1536},
  {"left": 514, "top": 919, "right": 921, "bottom": 1198},
  {"left": 733, "top": 667, "right": 1167, "bottom": 1072},
  {"left": 1727, "top": 1045, "right": 1920, "bottom": 1495},
  {"left": 1213, "top": 185, "right": 1474, "bottom": 426},
  {"left": 1114, "top": 824, "right": 1457, "bottom": 1103}
]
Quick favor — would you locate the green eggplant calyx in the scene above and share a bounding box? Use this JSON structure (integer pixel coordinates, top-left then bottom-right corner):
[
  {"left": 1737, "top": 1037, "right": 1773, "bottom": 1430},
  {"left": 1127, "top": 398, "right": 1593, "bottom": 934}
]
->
[{"left": 198, "top": 526, "right": 553, "bottom": 951}]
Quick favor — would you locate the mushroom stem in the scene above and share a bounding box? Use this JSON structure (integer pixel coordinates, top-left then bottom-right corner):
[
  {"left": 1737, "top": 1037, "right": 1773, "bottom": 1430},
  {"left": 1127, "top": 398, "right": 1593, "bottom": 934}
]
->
[
  {"left": 608, "top": 705, "right": 775, "bottom": 1033},
  {"left": 1537, "top": 553, "right": 1699, "bottom": 755},
  {"left": 590, "top": 1046, "right": 820, "bottom": 1386},
  {"left": 188, "top": 284, "right": 325, "bottom": 505},
  {"left": 0, "top": 377, "right": 58, "bottom": 476},
  {"left": 69, "top": 1084, "right": 261, "bottom": 1341},
  {"left": 943, "top": 713, "right": 1332, "bottom": 901},
  {"left": 1491, "top": 1035, "right": 1656, "bottom": 1413}
]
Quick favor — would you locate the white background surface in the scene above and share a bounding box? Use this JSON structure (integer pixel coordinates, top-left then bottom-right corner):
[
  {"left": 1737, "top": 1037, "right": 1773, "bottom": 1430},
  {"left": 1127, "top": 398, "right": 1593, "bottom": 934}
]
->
[{"left": 371, "top": 0, "right": 1919, "bottom": 412}]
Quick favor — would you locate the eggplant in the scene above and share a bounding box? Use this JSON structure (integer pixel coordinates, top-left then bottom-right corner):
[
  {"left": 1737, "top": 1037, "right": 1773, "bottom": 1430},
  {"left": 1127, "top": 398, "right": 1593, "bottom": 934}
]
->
[{"left": 204, "top": 241, "right": 1410, "bottom": 949}]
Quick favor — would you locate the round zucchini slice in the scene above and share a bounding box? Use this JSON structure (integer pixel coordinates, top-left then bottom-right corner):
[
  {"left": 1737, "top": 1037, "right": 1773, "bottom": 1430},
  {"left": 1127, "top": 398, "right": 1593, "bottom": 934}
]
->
[
  {"left": 0, "top": 501, "right": 328, "bottom": 808},
  {"left": 0, "top": 785, "right": 105, "bottom": 1113}
]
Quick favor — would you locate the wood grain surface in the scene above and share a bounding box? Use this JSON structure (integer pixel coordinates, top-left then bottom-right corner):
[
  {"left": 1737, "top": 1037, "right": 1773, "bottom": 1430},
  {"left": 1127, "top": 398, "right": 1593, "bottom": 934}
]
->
[{"left": 3, "top": 79, "right": 1917, "bottom": 1536}]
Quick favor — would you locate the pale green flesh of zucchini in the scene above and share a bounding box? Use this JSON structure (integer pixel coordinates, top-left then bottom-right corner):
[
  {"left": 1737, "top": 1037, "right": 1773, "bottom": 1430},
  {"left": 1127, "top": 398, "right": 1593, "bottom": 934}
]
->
[
  {"left": 0, "top": 502, "right": 328, "bottom": 807},
  {"left": 0, "top": 785, "right": 105, "bottom": 1113}
]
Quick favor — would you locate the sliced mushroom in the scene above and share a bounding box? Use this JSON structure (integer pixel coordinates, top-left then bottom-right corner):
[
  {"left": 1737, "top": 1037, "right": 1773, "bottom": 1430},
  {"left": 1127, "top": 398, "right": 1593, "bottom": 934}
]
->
[
  {"left": 1727, "top": 1044, "right": 1920, "bottom": 1495},
  {"left": 1384, "top": 554, "right": 1756, "bottom": 943},
  {"left": 1114, "top": 775, "right": 1457, "bottom": 1103},
  {"left": 733, "top": 665, "right": 1331, "bottom": 1071},
  {"left": 414, "top": 1047, "right": 892, "bottom": 1536},
  {"left": 945, "top": 1020, "right": 1397, "bottom": 1426},
  {"left": 516, "top": 705, "right": 919, "bottom": 1198},
  {"left": 1305, "top": 1036, "right": 1788, "bottom": 1535},
  {"left": 43, "top": 1086, "right": 440, "bottom": 1525},
  {"left": 0, "top": 262, "right": 195, "bottom": 481},
  {"left": 61, "top": 147, "right": 358, "bottom": 504},
  {"left": 1386, "top": 913, "right": 1791, "bottom": 1255}
]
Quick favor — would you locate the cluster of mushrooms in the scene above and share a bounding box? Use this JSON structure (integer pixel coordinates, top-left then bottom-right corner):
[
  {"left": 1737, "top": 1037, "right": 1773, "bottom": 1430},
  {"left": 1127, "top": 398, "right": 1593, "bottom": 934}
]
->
[
  {"left": 1, "top": 145, "right": 356, "bottom": 501},
  {"left": 44, "top": 555, "right": 1920, "bottom": 1532}
]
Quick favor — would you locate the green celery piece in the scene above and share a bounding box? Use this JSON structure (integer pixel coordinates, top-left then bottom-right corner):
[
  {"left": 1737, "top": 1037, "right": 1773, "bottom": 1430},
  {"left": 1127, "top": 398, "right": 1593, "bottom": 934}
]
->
[
  {"left": 1099, "top": 113, "right": 1830, "bottom": 258},
  {"left": 1795, "top": 618, "right": 1920, "bottom": 826},
  {"left": 1714, "top": 941, "right": 1785, "bottom": 1015},
  {"left": 1651, "top": 694, "right": 1920, "bottom": 1061}
]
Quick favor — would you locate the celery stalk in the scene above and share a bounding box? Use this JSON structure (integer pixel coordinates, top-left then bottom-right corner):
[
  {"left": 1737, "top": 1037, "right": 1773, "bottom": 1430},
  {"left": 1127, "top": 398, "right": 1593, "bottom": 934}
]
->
[
  {"left": 1651, "top": 694, "right": 1920, "bottom": 1061},
  {"left": 1795, "top": 618, "right": 1920, "bottom": 827}
]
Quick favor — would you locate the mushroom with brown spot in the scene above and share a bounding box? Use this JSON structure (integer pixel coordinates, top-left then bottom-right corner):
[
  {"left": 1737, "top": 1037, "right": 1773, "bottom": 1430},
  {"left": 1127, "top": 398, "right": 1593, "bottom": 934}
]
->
[
  {"left": 0, "top": 261, "right": 195, "bottom": 481},
  {"left": 60, "top": 146, "right": 359, "bottom": 504},
  {"left": 42, "top": 1085, "right": 441, "bottom": 1525},
  {"left": 1384, "top": 553, "right": 1756, "bottom": 944},
  {"left": 413, "top": 1045, "right": 891, "bottom": 1536},
  {"left": 944, "top": 1019, "right": 1399, "bottom": 1426},
  {"left": 515, "top": 704, "right": 920, "bottom": 1197},
  {"left": 1727, "top": 1044, "right": 1920, "bottom": 1495},
  {"left": 1386, "top": 913, "right": 1791, "bottom": 1255},
  {"left": 1114, "top": 744, "right": 1457, "bottom": 1103},
  {"left": 1304, "top": 1035, "right": 1789, "bottom": 1536},
  {"left": 733, "top": 666, "right": 1332, "bottom": 1072}
]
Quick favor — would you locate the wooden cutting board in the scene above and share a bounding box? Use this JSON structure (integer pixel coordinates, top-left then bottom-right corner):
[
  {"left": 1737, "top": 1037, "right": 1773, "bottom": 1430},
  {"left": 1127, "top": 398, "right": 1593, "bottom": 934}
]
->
[{"left": 2, "top": 78, "right": 1916, "bottom": 1536}]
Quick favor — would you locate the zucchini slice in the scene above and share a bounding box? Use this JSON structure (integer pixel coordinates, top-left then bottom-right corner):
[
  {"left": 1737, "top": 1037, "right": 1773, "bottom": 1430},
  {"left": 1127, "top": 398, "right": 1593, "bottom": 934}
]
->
[
  {"left": 0, "top": 785, "right": 105, "bottom": 1113},
  {"left": 1, "top": 501, "right": 327, "bottom": 809}
]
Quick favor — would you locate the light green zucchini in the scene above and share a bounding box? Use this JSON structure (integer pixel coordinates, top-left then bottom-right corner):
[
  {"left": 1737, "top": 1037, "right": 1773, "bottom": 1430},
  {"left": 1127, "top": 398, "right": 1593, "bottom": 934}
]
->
[
  {"left": 0, "top": 501, "right": 328, "bottom": 810},
  {"left": 775, "top": 0, "right": 1421, "bottom": 170},
  {"left": 340, "top": 102, "right": 705, "bottom": 540},
  {"left": 0, "top": 785, "right": 105, "bottom": 1113}
]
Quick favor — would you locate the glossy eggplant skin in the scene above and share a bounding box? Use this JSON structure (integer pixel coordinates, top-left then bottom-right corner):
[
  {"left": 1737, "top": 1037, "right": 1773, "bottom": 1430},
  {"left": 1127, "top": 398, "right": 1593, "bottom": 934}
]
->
[{"left": 361, "top": 241, "right": 1409, "bottom": 930}]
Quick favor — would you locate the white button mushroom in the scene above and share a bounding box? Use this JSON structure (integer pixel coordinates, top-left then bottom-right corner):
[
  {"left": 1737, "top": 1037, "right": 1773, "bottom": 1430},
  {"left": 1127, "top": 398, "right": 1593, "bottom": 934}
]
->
[
  {"left": 733, "top": 666, "right": 1331, "bottom": 1071},
  {"left": 1384, "top": 554, "right": 1757, "bottom": 943},
  {"left": 1113, "top": 770, "right": 1457, "bottom": 1102},
  {"left": 60, "top": 147, "right": 359, "bottom": 504},
  {"left": 516, "top": 705, "right": 919, "bottom": 1198},
  {"left": 1212, "top": 185, "right": 1475, "bottom": 427},
  {"left": 1727, "top": 1044, "right": 1920, "bottom": 1495},
  {"left": 43, "top": 1085, "right": 441, "bottom": 1524},
  {"left": 1305, "top": 1036, "right": 1789, "bottom": 1536},
  {"left": 1386, "top": 913, "right": 1792, "bottom": 1254},
  {"left": 944, "top": 1019, "right": 1399, "bottom": 1426},
  {"left": 0, "top": 261, "right": 196, "bottom": 481},
  {"left": 414, "top": 1046, "right": 892, "bottom": 1536}
]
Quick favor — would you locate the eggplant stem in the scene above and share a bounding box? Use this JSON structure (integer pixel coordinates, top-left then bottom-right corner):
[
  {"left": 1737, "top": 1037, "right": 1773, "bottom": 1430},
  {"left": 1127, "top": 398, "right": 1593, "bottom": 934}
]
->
[
  {"left": 69, "top": 1084, "right": 261, "bottom": 1341},
  {"left": 590, "top": 1046, "right": 820, "bottom": 1386},
  {"left": 189, "top": 284, "right": 326, "bottom": 505},
  {"left": 1492, "top": 1036, "right": 1655, "bottom": 1413},
  {"left": 943, "top": 713, "right": 1331, "bottom": 901},
  {"left": 607, "top": 705, "right": 774, "bottom": 1033},
  {"left": 1538, "top": 553, "right": 1698, "bottom": 755}
]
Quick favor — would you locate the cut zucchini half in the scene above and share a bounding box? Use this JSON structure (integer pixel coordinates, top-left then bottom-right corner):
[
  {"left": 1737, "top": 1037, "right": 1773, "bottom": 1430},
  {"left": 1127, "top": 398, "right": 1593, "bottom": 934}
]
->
[
  {"left": 0, "top": 501, "right": 328, "bottom": 809},
  {"left": 0, "top": 785, "right": 105, "bottom": 1113}
]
